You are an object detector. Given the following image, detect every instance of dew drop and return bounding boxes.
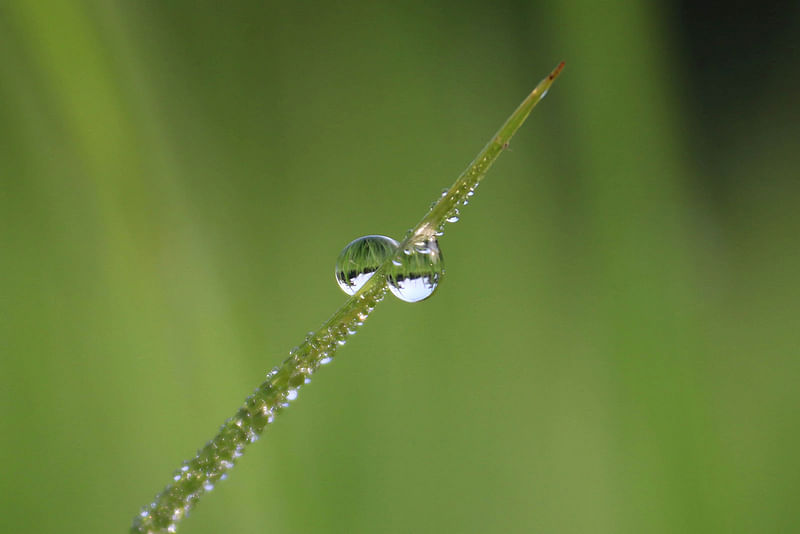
[335,235,399,295]
[446,215,460,223]
[386,239,444,303]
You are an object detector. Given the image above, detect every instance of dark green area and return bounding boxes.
[1,2,798,533]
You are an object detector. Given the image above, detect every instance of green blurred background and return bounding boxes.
[2,1,799,533]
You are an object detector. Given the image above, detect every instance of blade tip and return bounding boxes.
[548,61,566,81]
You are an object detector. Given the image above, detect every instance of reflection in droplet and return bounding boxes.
[335,234,445,303]
[387,239,444,303]
[335,235,399,295]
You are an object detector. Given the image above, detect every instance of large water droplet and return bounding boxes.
[387,239,444,302]
[335,235,399,295]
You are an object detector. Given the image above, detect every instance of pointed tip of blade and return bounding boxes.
[548,61,565,81]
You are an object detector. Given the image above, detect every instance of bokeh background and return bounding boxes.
[2,1,799,533]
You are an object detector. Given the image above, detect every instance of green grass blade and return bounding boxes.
[131,62,564,533]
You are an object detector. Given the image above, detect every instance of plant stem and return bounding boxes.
[130,62,564,533]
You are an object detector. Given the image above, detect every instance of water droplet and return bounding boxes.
[387,239,444,303]
[319,356,332,365]
[446,215,459,223]
[335,235,399,295]
[286,389,298,401]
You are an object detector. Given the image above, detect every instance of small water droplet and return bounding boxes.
[335,235,399,295]
[203,482,215,491]
[319,356,332,365]
[386,239,444,303]
[446,215,459,223]
[286,389,298,401]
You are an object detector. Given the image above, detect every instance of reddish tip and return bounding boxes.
[548,61,565,81]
